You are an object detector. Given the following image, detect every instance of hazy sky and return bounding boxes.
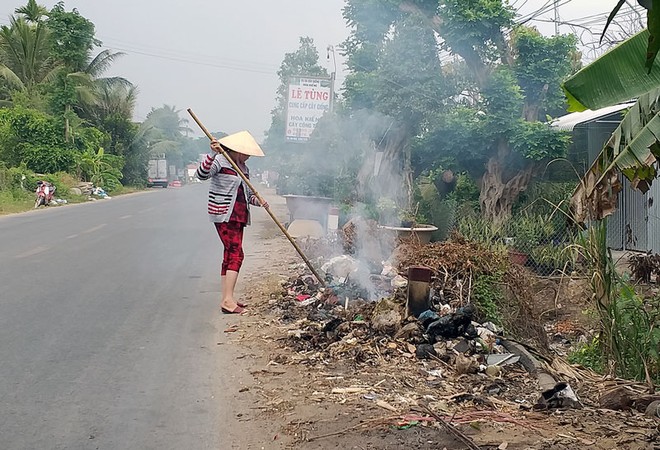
[0,1,643,140]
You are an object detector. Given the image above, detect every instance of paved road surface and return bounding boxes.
[0,185,271,449]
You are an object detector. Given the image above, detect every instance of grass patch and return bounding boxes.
[109,185,143,196]
[0,189,33,215]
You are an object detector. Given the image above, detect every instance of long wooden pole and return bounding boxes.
[187,108,326,288]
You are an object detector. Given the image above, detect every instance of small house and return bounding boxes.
[551,102,660,252]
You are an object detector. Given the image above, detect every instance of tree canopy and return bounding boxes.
[0,0,201,189]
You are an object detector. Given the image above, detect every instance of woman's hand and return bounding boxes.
[259,198,269,209]
[210,139,222,153]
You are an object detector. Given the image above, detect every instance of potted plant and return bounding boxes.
[398,209,417,228]
[378,202,438,244]
[506,213,561,267]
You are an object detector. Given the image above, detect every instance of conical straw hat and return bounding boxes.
[218,131,265,157]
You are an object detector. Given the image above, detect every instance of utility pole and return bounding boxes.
[554,0,559,35]
[326,45,337,112]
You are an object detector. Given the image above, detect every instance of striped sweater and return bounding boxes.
[196,153,259,223]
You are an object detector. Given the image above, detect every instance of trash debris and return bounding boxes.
[395,419,419,430]
[455,353,479,375]
[92,187,111,199]
[484,365,502,377]
[425,305,477,341]
[259,227,658,450]
[391,275,408,288]
[376,399,399,413]
[381,263,398,278]
[332,387,367,394]
[371,299,402,335]
[645,400,660,418]
[486,354,520,366]
[415,344,437,360]
[321,255,360,279]
[536,382,582,409]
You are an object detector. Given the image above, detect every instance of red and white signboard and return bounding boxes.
[285,77,332,142]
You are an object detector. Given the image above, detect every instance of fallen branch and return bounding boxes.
[421,404,482,450]
[306,416,398,442]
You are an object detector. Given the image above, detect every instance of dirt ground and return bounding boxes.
[227,189,659,450]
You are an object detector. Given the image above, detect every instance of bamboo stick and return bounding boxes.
[187,108,326,287]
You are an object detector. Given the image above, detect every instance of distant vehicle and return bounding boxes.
[169,180,182,187]
[147,159,168,188]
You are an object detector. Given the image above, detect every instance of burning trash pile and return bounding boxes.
[260,224,660,447]
[269,224,548,385]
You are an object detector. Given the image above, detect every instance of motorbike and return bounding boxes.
[34,181,55,208]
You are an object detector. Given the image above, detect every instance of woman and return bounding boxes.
[196,131,268,314]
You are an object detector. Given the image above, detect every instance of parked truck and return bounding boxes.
[147,158,168,188]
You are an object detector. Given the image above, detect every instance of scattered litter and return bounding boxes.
[486,354,520,366]
[536,382,582,409]
[391,275,408,288]
[426,305,477,341]
[376,399,399,413]
[264,231,656,449]
[645,400,660,418]
[92,187,111,199]
[415,344,437,360]
[332,387,367,394]
[321,255,359,278]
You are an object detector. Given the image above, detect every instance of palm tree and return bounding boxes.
[143,105,192,163]
[145,105,192,140]
[0,16,59,102]
[15,0,49,24]
[60,50,131,142]
[84,83,138,125]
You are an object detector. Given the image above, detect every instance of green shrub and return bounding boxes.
[473,273,504,325]
[448,173,480,213]
[416,178,457,241]
[607,284,660,382]
[568,336,605,374]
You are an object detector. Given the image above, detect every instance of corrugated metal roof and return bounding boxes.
[550,102,635,131]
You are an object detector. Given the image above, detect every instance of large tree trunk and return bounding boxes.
[357,125,409,205]
[479,140,535,224]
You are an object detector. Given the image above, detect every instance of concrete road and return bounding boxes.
[0,185,273,450]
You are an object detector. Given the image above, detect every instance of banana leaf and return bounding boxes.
[563,30,660,112]
[571,88,660,222]
[600,0,659,73]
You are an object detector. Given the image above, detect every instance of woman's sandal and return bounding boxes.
[221,305,246,315]
[237,301,248,308]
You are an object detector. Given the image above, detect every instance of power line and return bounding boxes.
[100,44,279,76]
[516,0,575,25]
[98,35,281,73]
